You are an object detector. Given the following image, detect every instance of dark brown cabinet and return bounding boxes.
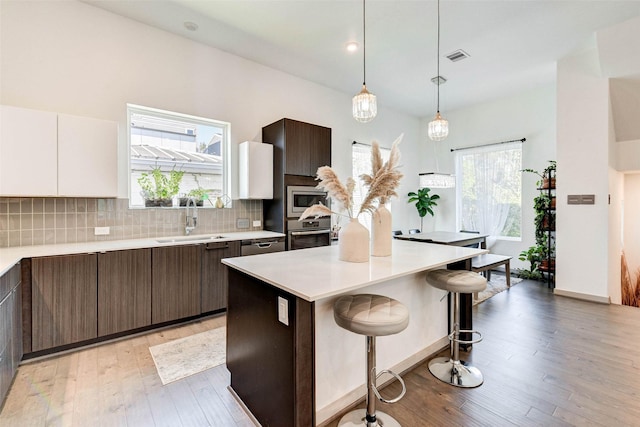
[262,118,332,234]
[98,249,152,336]
[263,118,331,177]
[201,241,241,313]
[151,245,201,324]
[1,262,22,407]
[31,254,97,352]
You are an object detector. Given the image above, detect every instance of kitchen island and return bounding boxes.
[222,239,486,426]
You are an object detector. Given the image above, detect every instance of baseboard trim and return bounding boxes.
[315,336,450,427]
[554,289,611,304]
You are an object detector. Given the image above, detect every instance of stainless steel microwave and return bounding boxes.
[286,185,330,218]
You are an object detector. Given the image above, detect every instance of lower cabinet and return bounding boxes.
[98,249,152,336]
[152,245,201,324]
[1,263,22,406]
[31,254,97,352]
[201,241,241,313]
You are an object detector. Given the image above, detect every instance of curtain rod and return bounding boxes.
[352,141,371,147]
[450,137,526,152]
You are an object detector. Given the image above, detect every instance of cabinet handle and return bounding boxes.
[206,243,229,250]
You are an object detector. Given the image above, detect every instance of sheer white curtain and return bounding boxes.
[352,142,390,230]
[455,142,522,241]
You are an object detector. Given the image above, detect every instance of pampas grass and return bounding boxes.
[359,134,404,211]
[621,250,640,308]
[299,134,404,221]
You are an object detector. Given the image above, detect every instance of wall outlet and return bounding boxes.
[236,218,250,229]
[252,220,261,227]
[278,296,289,326]
[94,226,110,235]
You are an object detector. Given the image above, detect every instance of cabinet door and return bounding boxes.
[152,245,201,324]
[310,125,331,172]
[98,249,151,336]
[10,284,22,375]
[201,241,240,313]
[57,113,118,197]
[0,105,57,196]
[31,254,98,352]
[0,290,10,403]
[283,119,331,176]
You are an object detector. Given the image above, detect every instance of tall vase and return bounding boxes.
[339,217,370,263]
[371,205,392,257]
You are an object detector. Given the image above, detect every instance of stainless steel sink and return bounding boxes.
[156,235,226,243]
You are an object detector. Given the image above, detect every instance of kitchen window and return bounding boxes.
[352,142,391,230]
[128,104,230,208]
[455,142,522,239]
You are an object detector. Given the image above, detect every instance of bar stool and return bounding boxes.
[334,294,410,427]
[425,269,487,388]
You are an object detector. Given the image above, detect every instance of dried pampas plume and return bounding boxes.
[298,167,355,221]
[359,134,404,214]
[298,203,333,221]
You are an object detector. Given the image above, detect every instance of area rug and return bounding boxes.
[473,274,523,305]
[149,326,226,385]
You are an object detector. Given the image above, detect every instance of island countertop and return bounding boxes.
[222,239,487,302]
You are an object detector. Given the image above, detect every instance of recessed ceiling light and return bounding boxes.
[346,42,359,52]
[184,21,199,32]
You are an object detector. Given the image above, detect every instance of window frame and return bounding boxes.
[126,104,232,208]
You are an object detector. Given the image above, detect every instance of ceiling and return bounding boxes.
[84,0,640,118]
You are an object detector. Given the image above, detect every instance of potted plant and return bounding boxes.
[517,244,545,280]
[179,188,208,207]
[137,167,184,207]
[407,187,440,232]
[522,160,556,189]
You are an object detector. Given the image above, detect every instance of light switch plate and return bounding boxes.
[278,296,289,326]
[253,220,261,227]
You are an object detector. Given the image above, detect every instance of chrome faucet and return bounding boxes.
[185,197,198,235]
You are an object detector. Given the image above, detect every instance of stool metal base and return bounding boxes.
[338,409,401,427]
[428,356,484,388]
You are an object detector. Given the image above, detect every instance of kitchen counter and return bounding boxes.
[0,230,285,275]
[222,239,487,426]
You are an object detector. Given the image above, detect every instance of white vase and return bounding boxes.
[371,205,392,257]
[339,218,370,263]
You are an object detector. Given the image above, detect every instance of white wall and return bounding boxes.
[0,0,421,229]
[556,47,611,300]
[420,84,557,270]
[623,173,640,300]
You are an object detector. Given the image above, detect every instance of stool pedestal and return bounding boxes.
[425,269,486,388]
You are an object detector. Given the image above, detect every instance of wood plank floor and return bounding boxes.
[2,279,640,426]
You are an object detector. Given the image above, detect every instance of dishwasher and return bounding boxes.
[240,237,286,256]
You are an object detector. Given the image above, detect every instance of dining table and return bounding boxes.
[395,230,490,347]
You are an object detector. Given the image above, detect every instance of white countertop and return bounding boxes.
[0,230,285,276]
[222,239,487,302]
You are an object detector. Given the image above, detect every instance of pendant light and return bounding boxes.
[428,0,449,141]
[352,0,377,123]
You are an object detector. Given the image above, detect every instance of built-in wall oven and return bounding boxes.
[287,218,331,250]
[286,185,330,218]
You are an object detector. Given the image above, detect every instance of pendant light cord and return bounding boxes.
[363,0,367,86]
[436,0,440,113]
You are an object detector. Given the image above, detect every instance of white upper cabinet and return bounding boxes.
[0,105,58,196]
[58,114,118,197]
[238,141,273,199]
[0,105,118,197]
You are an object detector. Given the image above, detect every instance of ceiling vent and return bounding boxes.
[445,49,470,62]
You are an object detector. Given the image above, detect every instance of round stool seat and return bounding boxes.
[426,269,487,294]
[334,294,409,336]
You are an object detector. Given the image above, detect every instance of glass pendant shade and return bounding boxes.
[419,172,455,189]
[428,112,449,141]
[352,85,377,123]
